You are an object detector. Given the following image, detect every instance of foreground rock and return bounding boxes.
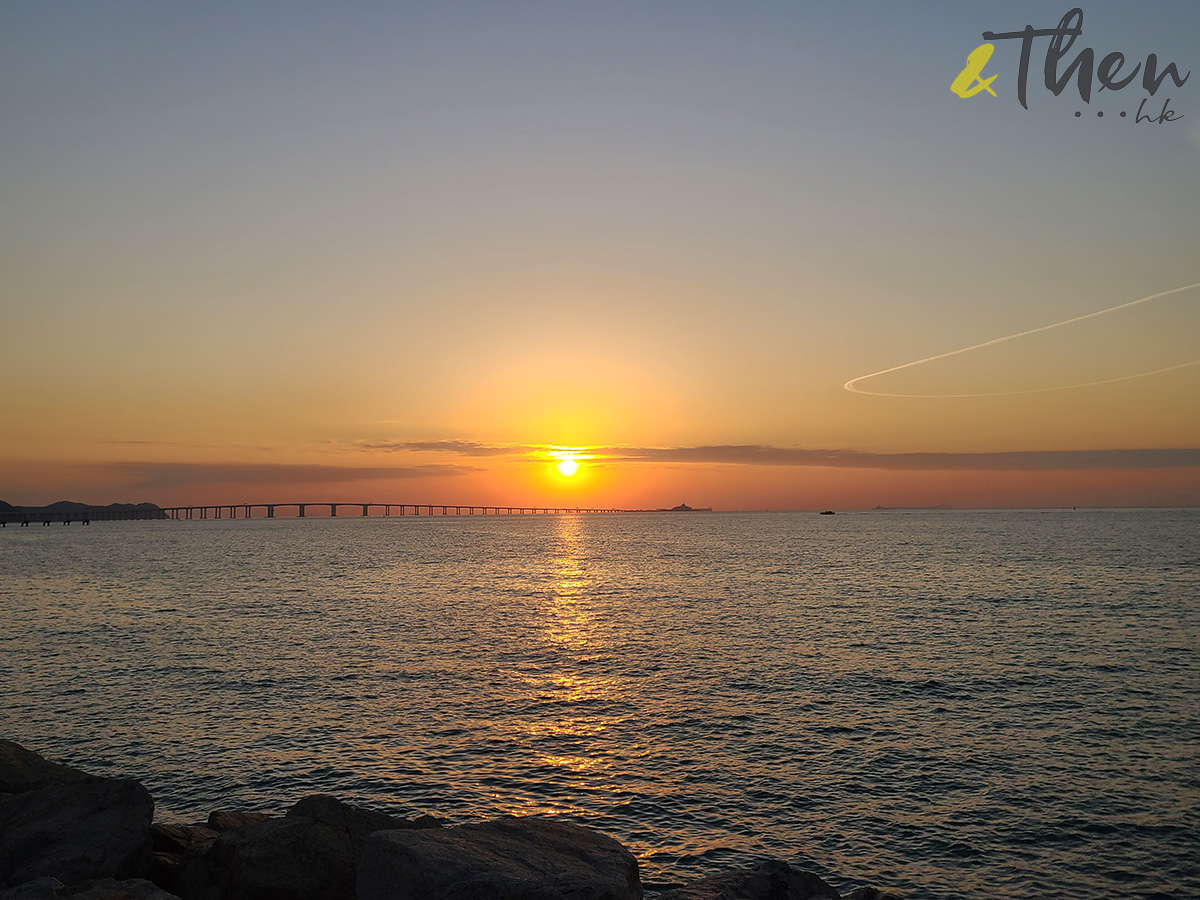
[178,795,438,900]
[357,816,641,900]
[0,778,154,889]
[658,860,838,900]
[205,812,269,834]
[0,743,900,900]
[0,742,87,795]
[150,825,220,857]
[286,794,440,853]
[147,824,219,896]
[0,878,177,900]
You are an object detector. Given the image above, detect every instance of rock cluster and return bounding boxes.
[0,741,899,900]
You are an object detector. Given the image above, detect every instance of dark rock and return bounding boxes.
[147,824,215,897]
[174,840,213,894]
[844,890,901,900]
[61,879,179,899]
[204,811,269,834]
[657,860,839,900]
[0,879,176,900]
[0,742,87,794]
[177,818,354,900]
[147,854,182,897]
[179,795,436,900]
[149,825,218,857]
[286,794,439,855]
[0,878,65,900]
[0,778,154,889]
[357,815,641,900]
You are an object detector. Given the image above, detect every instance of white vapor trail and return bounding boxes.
[843,282,1200,398]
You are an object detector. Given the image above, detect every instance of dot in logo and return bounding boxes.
[1098,111,1104,117]
[1075,111,1082,117]
[1120,111,1127,117]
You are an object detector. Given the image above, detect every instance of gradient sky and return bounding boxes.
[3,1,1198,509]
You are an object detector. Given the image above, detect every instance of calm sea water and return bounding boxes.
[1,510,1197,898]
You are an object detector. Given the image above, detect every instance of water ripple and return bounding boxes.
[2,509,1198,899]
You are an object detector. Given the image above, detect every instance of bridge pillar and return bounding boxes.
[362,504,369,517]
[299,505,306,517]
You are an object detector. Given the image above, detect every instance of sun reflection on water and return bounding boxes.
[519,515,623,786]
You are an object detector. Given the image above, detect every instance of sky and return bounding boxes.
[2,1,1198,510]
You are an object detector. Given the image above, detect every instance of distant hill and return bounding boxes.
[0,500,162,513]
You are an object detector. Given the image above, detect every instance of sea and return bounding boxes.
[1,509,1197,899]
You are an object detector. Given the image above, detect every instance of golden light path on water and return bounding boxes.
[504,515,623,816]
[843,282,1200,398]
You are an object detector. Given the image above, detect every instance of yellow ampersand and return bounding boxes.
[951,43,998,98]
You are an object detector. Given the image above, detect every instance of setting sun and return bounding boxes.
[555,458,580,477]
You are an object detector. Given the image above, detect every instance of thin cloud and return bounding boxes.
[97,440,276,451]
[348,439,1200,471]
[593,445,1200,471]
[356,440,531,457]
[89,461,477,491]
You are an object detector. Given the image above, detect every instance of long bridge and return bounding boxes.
[2,502,632,526]
[162,503,623,520]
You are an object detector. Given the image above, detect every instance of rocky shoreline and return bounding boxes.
[1,740,898,900]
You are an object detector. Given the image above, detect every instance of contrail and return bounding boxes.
[843,282,1200,398]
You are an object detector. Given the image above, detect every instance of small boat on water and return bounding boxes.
[819,510,835,515]
[659,502,713,512]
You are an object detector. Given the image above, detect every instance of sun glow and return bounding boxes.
[555,458,580,477]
